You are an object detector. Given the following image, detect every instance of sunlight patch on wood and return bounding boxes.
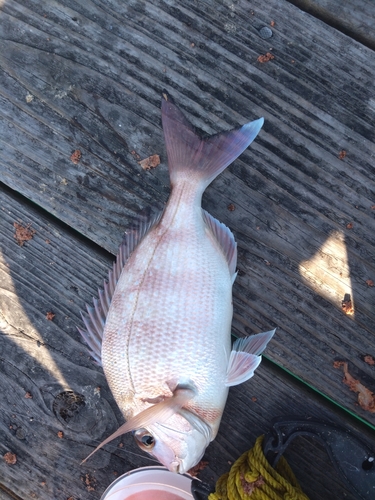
[298,231,354,316]
[0,251,69,387]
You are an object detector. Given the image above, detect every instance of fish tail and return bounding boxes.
[161,92,264,189]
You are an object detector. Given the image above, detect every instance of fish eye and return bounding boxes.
[141,434,155,447]
[134,430,156,450]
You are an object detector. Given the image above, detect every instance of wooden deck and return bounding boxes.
[1,0,374,498]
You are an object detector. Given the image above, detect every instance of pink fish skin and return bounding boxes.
[80,93,275,473]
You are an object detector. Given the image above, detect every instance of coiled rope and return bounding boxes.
[208,435,310,500]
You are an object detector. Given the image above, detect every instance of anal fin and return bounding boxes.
[225,329,275,387]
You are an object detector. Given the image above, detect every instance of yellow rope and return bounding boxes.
[208,435,310,500]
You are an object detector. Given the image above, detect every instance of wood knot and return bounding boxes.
[53,391,85,423]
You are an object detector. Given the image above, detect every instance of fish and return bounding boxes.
[79,92,275,473]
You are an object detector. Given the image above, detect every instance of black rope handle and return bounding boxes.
[263,417,375,500]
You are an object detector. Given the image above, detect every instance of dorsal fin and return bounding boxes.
[78,209,164,364]
[202,209,237,281]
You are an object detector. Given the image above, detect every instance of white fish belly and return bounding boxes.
[102,200,233,430]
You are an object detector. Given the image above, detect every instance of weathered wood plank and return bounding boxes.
[1,185,373,499]
[0,0,374,433]
[289,0,375,50]
[0,486,17,500]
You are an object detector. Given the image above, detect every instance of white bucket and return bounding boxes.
[100,466,194,500]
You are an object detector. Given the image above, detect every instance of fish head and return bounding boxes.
[133,410,212,473]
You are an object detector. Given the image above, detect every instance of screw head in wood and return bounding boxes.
[259,26,273,39]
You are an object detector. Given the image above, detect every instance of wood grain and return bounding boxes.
[1,185,372,499]
[289,0,375,50]
[0,0,375,494]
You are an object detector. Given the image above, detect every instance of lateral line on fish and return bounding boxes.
[79,210,164,366]
[125,187,186,394]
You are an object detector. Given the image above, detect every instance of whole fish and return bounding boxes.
[79,93,275,473]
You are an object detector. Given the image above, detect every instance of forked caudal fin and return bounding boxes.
[161,92,264,189]
[81,388,194,464]
[225,329,276,387]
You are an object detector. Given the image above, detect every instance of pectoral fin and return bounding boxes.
[225,329,275,387]
[81,388,194,463]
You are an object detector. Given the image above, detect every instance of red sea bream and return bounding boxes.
[80,93,275,473]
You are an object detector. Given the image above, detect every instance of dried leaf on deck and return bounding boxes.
[13,222,36,246]
[188,460,209,477]
[70,149,82,164]
[335,361,375,413]
[333,360,343,369]
[341,294,354,315]
[3,452,17,465]
[364,355,375,366]
[257,52,275,63]
[82,473,97,492]
[139,154,161,170]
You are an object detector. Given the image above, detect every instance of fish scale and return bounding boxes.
[80,92,275,473]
